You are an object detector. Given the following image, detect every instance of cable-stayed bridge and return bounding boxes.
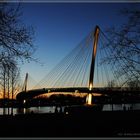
[16,26,140,103]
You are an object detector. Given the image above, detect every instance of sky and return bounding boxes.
[13,2,140,85]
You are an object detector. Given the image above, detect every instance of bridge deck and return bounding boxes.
[16,87,140,100]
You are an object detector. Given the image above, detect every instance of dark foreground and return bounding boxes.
[1,110,140,137]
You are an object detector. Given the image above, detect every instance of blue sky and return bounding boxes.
[17,2,139,84]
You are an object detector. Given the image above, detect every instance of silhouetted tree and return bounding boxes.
[107,80,116,88]
[0,3,35,62]
[0,2,36,99]
[0,57,21,99]
[127,78,140,89]
[48,94,85,105]
[105,8,140,86]
[10,61,21,99]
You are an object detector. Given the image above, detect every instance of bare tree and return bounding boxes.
[10,62,21,99]
[0,2,36,62]
[0,2,36,100]
[0,57,21,100]
[107,80,116,88]
[0,62,6,99]
[105,8,140,87]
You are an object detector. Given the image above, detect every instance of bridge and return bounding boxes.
[16,25,140,104]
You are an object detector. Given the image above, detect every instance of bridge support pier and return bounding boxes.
[86,93,92,105]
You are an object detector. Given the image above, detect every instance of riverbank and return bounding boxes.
[0,110,140,137]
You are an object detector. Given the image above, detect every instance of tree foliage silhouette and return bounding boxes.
[0,3,35,63]
[0,3,36,99]
[106,8,140,87]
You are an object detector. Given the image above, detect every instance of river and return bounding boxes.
[0,103,140,115]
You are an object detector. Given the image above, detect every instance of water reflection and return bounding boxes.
[2,107,17,115]
[0,104,140,115]
[17,108,31,114]
[103,104,135,111]
[16,106,56,114]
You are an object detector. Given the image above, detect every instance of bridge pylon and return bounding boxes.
[86,25,100,105]
[22,73,28,92]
